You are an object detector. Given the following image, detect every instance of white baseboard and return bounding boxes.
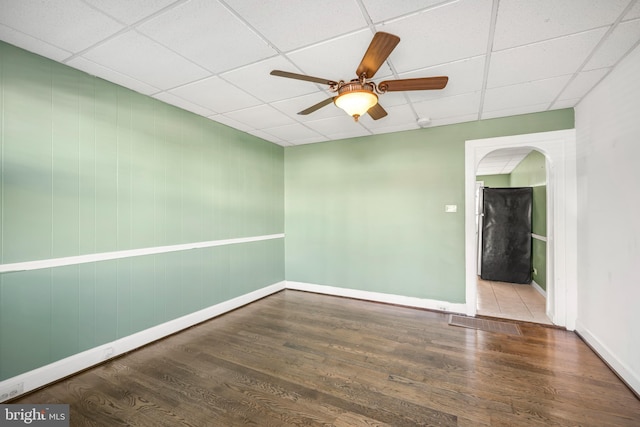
[575,320,639,397]
[531,280,546,297]
[0,281,286,402]
[0,280,475,402]
[285,281,467,314]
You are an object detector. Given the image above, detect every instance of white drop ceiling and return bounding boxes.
[476,147,534,176]
[1,0,640,148]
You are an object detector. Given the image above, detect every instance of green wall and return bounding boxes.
[0,39,572,382]
[476,174,510,187]
[510,150,547,289]
[285,110,573,302]
[0,42,284,380]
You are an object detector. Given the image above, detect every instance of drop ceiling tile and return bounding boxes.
[484,75,571,112]
[271,92,344,121]
[246,129,286,145]
[481,103,552,120]
[261,123,325,143]
[138,0,276,73]
[482,75,571,113]
[169,76,261,113]
[82,30,210,89]
[208,114,255,133]
[327,128,374,142]
[625,1,640,20]
[304,116,371,140]
[484,154,515,163]
[83,0,179,25]
[379,0,493,73]
[551,98,581,109]
[485,151,524,162]
[224,0,367,52]
[153,92,216,117]
[557,68,610,100]
[67,57,161,95]
[401,56,485,103]
[477,167,503,175]
[477,147,534,175]
[493,0,629,50]
[429,113,478,128]
[0,23,72,61]
[287,30,391,83]
[365,122,421,137]
[583,19,640,70]
[481,160,510,168]
[359,104,420,131]
[377,92,412,108]
[361,0,452,23]
[224,104,296,130]
[221,56,319,103]
[413,92,481,120]
[0,0,124,52]
[487,28,607,88]
[289,136,331,146]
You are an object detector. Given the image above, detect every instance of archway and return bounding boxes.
[475,148,550,324]
[464,129,577,330]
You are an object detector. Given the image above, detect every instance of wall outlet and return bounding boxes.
[0,382,24,402]
[532,267,538,275]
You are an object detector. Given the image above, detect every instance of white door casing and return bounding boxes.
[465,129,577,330]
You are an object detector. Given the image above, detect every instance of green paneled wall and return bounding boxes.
[510,149,547,187]
[0,38,572,382]
[285,111,574,302]
[476,174,510,187]
[0,42,284,380]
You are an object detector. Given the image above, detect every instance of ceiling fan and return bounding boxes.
[270,32,448,122]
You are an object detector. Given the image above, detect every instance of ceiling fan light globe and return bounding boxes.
[334,90,378,120]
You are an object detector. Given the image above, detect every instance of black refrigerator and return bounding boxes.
[480,187,532,284]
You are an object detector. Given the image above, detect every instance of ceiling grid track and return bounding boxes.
[2,0,639,145]
[477,0,501,121]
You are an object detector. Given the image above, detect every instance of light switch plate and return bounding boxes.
[445,205,457,213]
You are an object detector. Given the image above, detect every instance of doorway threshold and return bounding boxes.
[476,277,553,325]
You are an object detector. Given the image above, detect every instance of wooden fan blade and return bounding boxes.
[270,70,337,85]
[367,103,388,120]
[355,32,400,79]
[298,97,335,115]
[379,76,448,92]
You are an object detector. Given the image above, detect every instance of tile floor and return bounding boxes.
[477,277,553,325]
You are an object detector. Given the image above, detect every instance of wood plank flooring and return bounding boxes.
[13,290,640,426]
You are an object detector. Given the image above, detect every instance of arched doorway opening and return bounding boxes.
[475,148,551,324]
[464,129,577,330]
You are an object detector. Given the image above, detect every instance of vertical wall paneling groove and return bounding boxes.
[0,41,284,381]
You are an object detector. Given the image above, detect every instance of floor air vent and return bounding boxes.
[448,314,522,336]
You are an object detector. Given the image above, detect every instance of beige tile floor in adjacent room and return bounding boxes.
[477,277,553,325]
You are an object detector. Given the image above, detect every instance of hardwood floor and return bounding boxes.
[14,290,640,426]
